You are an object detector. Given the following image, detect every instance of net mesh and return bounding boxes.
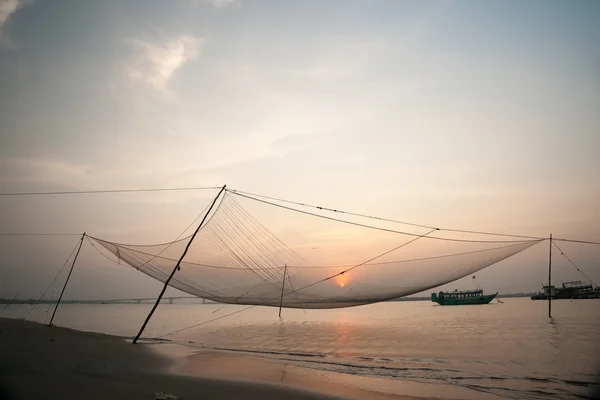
[92,191,541,309]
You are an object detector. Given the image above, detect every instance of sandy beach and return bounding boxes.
[0,318,451,400]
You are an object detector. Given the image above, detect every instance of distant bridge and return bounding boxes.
[0,296,218,305]
[99,296,216,304]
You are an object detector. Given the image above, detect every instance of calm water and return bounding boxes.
[3,298,599,399]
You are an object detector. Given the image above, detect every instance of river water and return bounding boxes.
[3,298,599,399]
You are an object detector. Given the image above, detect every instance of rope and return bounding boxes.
[0,185,597,246]
[1,186,598,246]
[552,241,598,287]
[227,189,545,241]
[158,303,259,338]
[87,236,122,266]
[0,186,221,196]
[211,278,271,314]
[285,272,307,314]
[44,280,57,324]
[87,193,224,248]
[230,192,534,244]
[88,194,224,273]
[552,238,600,246]
[23,238,82,320]
[285,240,543,268]
[227,189,436,230]
[0,233,83,236]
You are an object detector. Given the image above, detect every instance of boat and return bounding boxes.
[431,289,498,305]
[531,281,600,300]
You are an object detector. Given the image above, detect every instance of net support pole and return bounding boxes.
[548,233,552,319]
[49,232,85,326]
[278,264,287,318]
[133,185,226,344]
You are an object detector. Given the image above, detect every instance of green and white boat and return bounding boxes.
[431,289,498,305]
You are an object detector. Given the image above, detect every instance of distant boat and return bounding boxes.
[531,281,600,300]
[431,289,498,305]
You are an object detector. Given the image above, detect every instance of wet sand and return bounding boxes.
[159,345,495,400]
[0,318,446,400]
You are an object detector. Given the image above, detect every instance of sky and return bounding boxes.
[0,0,599,301]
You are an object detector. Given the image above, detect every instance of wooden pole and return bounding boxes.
[548,233,552,319]
[278,264,287,318]
[49,233,85,326]
[133,185,226,343]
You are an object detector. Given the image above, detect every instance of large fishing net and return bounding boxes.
[91,190,541,309]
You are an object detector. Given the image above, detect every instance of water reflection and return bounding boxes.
[276,319,289,344]
[334,320,352,357]
[548,317,560,351]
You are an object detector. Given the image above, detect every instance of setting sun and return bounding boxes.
[335,274,349,288]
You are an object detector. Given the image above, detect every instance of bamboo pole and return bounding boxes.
[548,233,552,319]
[278,264,288,317]
[49,233,85,326]
[132,186,226,343]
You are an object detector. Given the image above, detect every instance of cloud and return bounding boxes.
[206,0,237,8]
[190,0,238,8]
[186,0,242,10]
[0,155,220,203]
[0,0,20,37]
[125,34,203,91]
[0,156,90,187]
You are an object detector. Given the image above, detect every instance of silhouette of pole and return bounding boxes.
[133,185,226,343]
[49,233,85,326]
[278,264,288,318]
[548,233,552,319]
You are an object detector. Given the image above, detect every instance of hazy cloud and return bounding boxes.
[0,156,90,187]
[205,0,238,8]
[125,34,203,91]
[0,0,20,37]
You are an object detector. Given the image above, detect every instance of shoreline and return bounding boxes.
[153,344,499,400]
[0,317,462,400]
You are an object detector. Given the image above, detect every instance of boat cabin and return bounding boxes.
[434,289,483,301]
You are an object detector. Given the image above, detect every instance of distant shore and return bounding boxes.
[0,317,458,400]
[0,292,536,305]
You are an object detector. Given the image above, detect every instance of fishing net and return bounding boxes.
[91,190,541,309]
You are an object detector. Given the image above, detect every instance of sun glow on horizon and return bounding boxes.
[335,274,349,288]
